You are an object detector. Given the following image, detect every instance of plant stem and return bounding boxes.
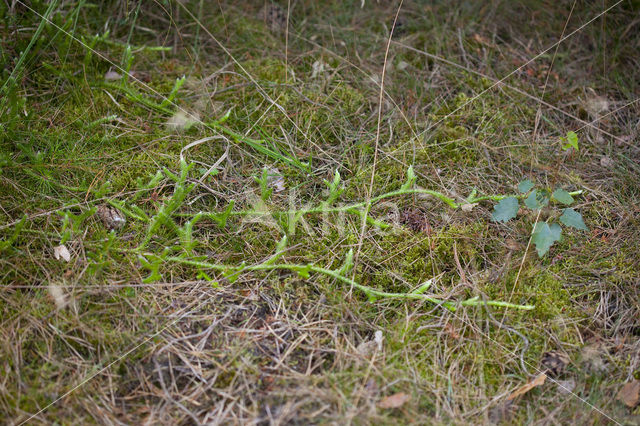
[163,256,535,312]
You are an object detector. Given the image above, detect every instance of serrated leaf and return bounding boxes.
[552,188,574,205]
[524,189,550,210]
[492,197,519,223]
[559,208,587,230]
[532,222,562,257]
[524,191,538,209]
[518,179,534,194]
[562,131,579,151]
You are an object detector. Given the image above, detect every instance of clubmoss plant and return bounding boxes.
[113,160,535,310]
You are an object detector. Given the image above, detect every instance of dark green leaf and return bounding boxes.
[524,189,549,210]
[518,179,534,194]
[552,188,574,205]
[532,222,562,257]
[559,208,587,230]
[524,191,538,209]
[492,197,519,223]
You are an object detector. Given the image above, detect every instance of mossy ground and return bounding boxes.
[1,1,639,424]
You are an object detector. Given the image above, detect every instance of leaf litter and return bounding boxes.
[53,244,71,262]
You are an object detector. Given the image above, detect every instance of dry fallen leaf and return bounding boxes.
[374,330,384,351]
[460,203,475,212]
[556,379,576,395]
[506,373,547,401]
[489,400,514,424]
[541,351,570,377]
[472,33,491,46]
[378,392,410,409]
[600,156,614,169]
[104,70,122,81]
[53,244,71,262]
[584,90,610,118]
[357,330,384,357]
[266,167,286,193]
[444,323,460,340]
[96,205,126,230]
[617,380,640,408]
[48,283,68,309]
[581,342,608,374]
[166,110,200,131]
[311,60,329,79]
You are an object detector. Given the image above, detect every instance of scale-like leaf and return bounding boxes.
[492,197,519,223]
[532,222,562,257]
[560,208,587,230]
[518,179,534,194]
[552,188,574,205]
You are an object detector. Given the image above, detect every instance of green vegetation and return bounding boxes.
[1,1,639,424]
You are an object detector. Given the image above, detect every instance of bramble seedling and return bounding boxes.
[492,131,588,257]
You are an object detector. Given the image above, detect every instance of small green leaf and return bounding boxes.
[466,188,477,202]
[324,169,343,205]
[552,188,574,205]
[518,179,534,194]
[333,169,341,187]
[532,222,562,257]
[0,214,27,252]
[562,131,579,151]
[492,197,519,223]
[197,271,219,287]
[410,279,433,295]
[223,268,240,283]
[524,191,538,209]
[559,208,587,230]
[122,287,135,297]
[93,180,112,197]
[265,235,288,265]
[400,165,417,190]
[524,189,550,210]
[139,255,163,283]
[294,264,311,279]
[337,249,354,275]
[275,235,288,253]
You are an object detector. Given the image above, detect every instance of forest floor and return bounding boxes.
[1,1,639,424]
